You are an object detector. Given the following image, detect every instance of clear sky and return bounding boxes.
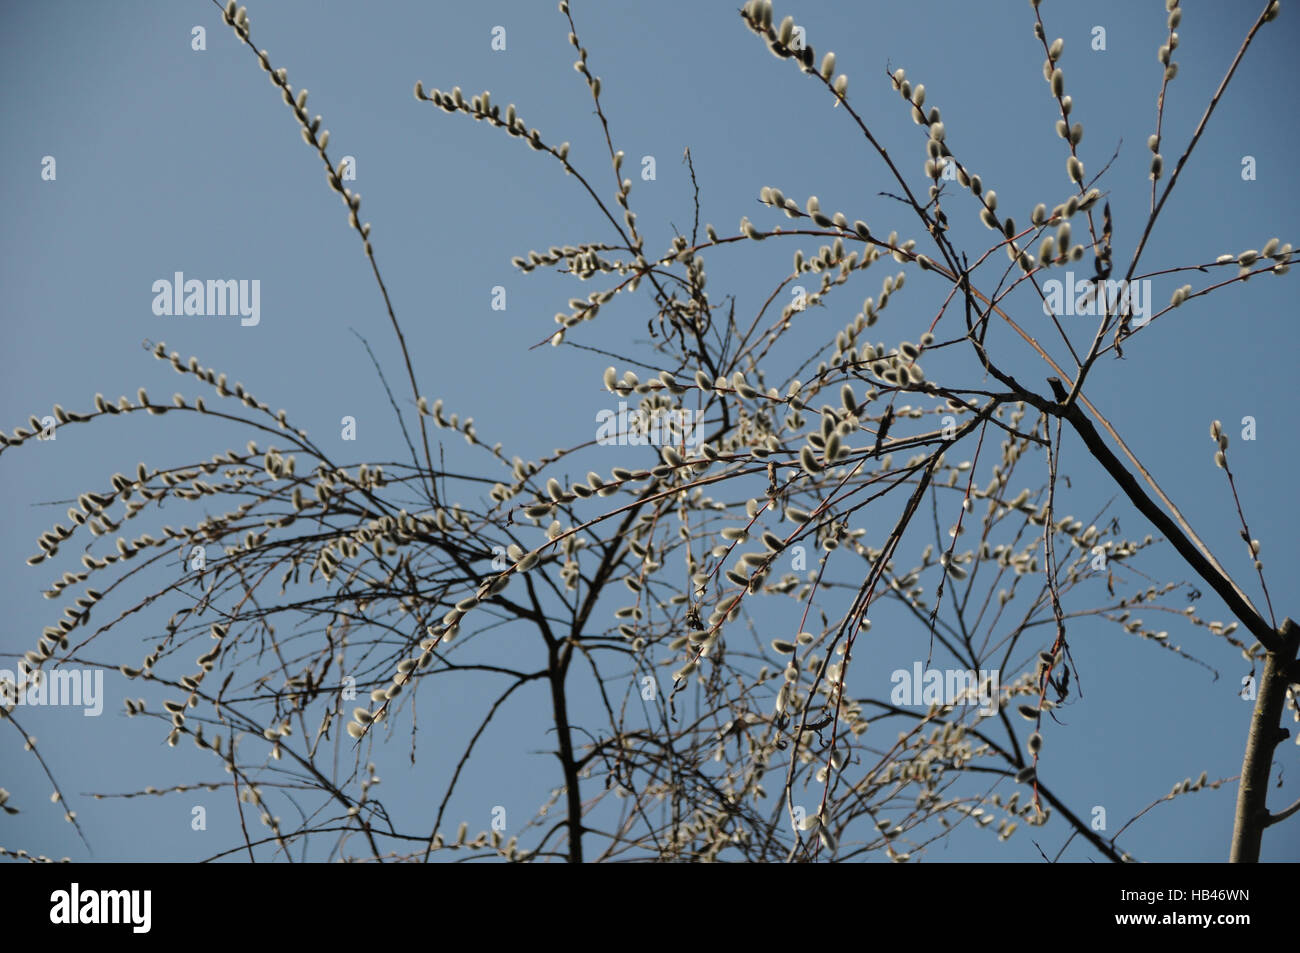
[1,0,1297,862]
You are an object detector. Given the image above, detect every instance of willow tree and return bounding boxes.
[3,0,1294,863]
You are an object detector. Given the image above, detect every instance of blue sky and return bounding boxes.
[1,0,1297,862]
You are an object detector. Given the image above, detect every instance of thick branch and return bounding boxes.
[1040,378,1281,654]
[548,635,584,863]
[1230,617,1298,862]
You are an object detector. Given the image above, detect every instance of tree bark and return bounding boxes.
[1230,617,1297,862]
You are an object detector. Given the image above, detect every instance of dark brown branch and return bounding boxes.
[1230,617,1298,861]
[1039,378,1281,655]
